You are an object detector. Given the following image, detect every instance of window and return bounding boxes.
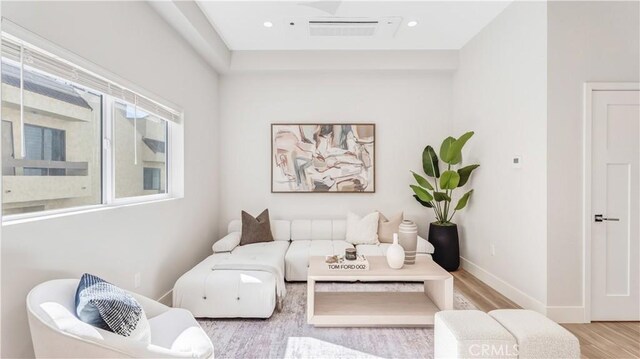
[23,124,66,176]
[1,61,102,215]
[113,102,168,198]
[1,33,182,220]
[2,120,15,175]
[143,168,161,191]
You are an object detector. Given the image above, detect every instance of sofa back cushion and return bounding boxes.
[291,219,347,241]
[228,219,291,241]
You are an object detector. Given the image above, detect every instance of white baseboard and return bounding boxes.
[546,306,586,323]
[460,257,547,314]
[157,289,173,307]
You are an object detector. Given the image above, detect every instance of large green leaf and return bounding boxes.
[433,191,451,202]
[457,164,480,187]
[449,131,474,164]
[455,189,474,210]
[440,132,474,164]
[413,194,433,208]
[411,171,434,190]
[410,185,433,202]
[422,145,440,178]
[439,170,460,190]
[439,137,458,164]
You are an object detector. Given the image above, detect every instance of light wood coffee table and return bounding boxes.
[307,255,453,327]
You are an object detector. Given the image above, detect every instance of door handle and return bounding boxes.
[595,214,620,222]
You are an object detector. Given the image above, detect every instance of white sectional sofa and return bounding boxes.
[285,219,435,281]
[173,218,435,318]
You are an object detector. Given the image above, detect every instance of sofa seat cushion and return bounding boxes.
[231,240,290,274]
[285,240,354,281]
[354,243,392,256]
[356,236,433,256]
[356,236,435,256]
[148,308,213,358]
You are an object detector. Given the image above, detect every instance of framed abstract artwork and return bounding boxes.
[271,123,375,193]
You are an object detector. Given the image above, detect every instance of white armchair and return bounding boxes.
[27,279,214,358]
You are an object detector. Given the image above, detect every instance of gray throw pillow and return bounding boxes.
[240,209,274,245]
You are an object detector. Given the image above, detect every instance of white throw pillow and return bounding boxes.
[345,211,380,245]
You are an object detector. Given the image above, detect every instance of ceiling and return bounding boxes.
[196,1,512,51]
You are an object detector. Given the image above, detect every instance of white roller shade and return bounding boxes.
[1,34,182,123]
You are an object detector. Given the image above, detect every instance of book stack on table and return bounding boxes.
[325,255,370,271]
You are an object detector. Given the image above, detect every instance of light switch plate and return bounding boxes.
[512,155,522,169]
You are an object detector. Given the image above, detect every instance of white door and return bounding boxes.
[591,89,640,321]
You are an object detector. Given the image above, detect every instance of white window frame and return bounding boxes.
[1,23,184,225]
[106,98,173,207]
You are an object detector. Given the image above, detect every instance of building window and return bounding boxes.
[1,61,102,215]
[23,124,66,176]
[113,102,168,198]
[1,33,182,220]
[143,167,162,191]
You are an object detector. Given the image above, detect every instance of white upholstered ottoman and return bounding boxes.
[173,252,279,318]
[435,310,518,359]
[489,310,580,359]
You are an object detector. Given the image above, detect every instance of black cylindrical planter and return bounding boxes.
[428,223,460,271]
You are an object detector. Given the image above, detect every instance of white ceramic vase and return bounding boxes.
[386,233,405,269]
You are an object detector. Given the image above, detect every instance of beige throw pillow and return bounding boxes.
[345,211,380,245]
[378,211,404,243]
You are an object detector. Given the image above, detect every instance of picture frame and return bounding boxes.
[271,123,376,193]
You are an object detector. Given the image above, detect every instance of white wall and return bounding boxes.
[0,2,220,357]
[452,1,548,310]
[219,71,453,237]
[546,1,640,319]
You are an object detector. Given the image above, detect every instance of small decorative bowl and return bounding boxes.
[345,248,357,261]
[325,255,339,264]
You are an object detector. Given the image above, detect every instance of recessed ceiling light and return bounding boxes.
[407,20,418,27]
[263,21,273,28]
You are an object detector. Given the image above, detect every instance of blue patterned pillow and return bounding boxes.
[75,273,143,337]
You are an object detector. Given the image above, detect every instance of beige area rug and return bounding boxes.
[198,282,476,359]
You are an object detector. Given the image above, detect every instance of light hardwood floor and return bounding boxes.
[452,269,640,359]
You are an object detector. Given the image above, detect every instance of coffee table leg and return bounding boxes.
[307,278,315,323]
[424,277,454,310]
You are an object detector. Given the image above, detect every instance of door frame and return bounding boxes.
[583,82,640,323]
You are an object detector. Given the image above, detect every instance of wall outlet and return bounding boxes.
[490,244,496,256]
[134,273,141,288]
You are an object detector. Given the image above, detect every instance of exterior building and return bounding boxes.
[1,62,166,216]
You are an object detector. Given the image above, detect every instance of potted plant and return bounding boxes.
[410,131,479,271]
